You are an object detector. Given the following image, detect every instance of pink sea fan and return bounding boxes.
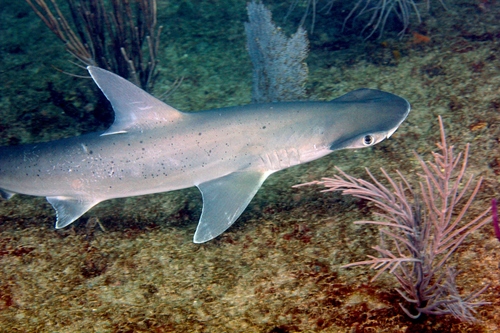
[295,116,491,321]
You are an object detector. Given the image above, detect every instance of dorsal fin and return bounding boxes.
[88,66,184,135]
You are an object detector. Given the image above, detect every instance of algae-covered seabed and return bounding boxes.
[0,0,499,332]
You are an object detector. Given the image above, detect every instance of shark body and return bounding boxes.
[0,66,410,242]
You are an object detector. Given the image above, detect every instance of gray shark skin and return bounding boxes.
[0,66,410,243]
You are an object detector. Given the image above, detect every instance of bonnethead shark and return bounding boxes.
[0,66,410,243]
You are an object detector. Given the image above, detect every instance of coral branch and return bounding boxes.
[295,116,491,322]
[25,0,161,91]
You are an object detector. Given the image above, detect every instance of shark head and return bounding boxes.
[326,89,411,150]
[324,88,410,151]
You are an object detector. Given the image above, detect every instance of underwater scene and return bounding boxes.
[0,0,499,331]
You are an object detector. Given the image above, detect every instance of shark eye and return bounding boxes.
[363,135,375,146]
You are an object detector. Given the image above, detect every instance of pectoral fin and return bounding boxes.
[194,171,271,243]
[0,189,15,200]
[46,196,100,228]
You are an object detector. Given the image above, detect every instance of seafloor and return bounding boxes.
[0,0,499,332]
